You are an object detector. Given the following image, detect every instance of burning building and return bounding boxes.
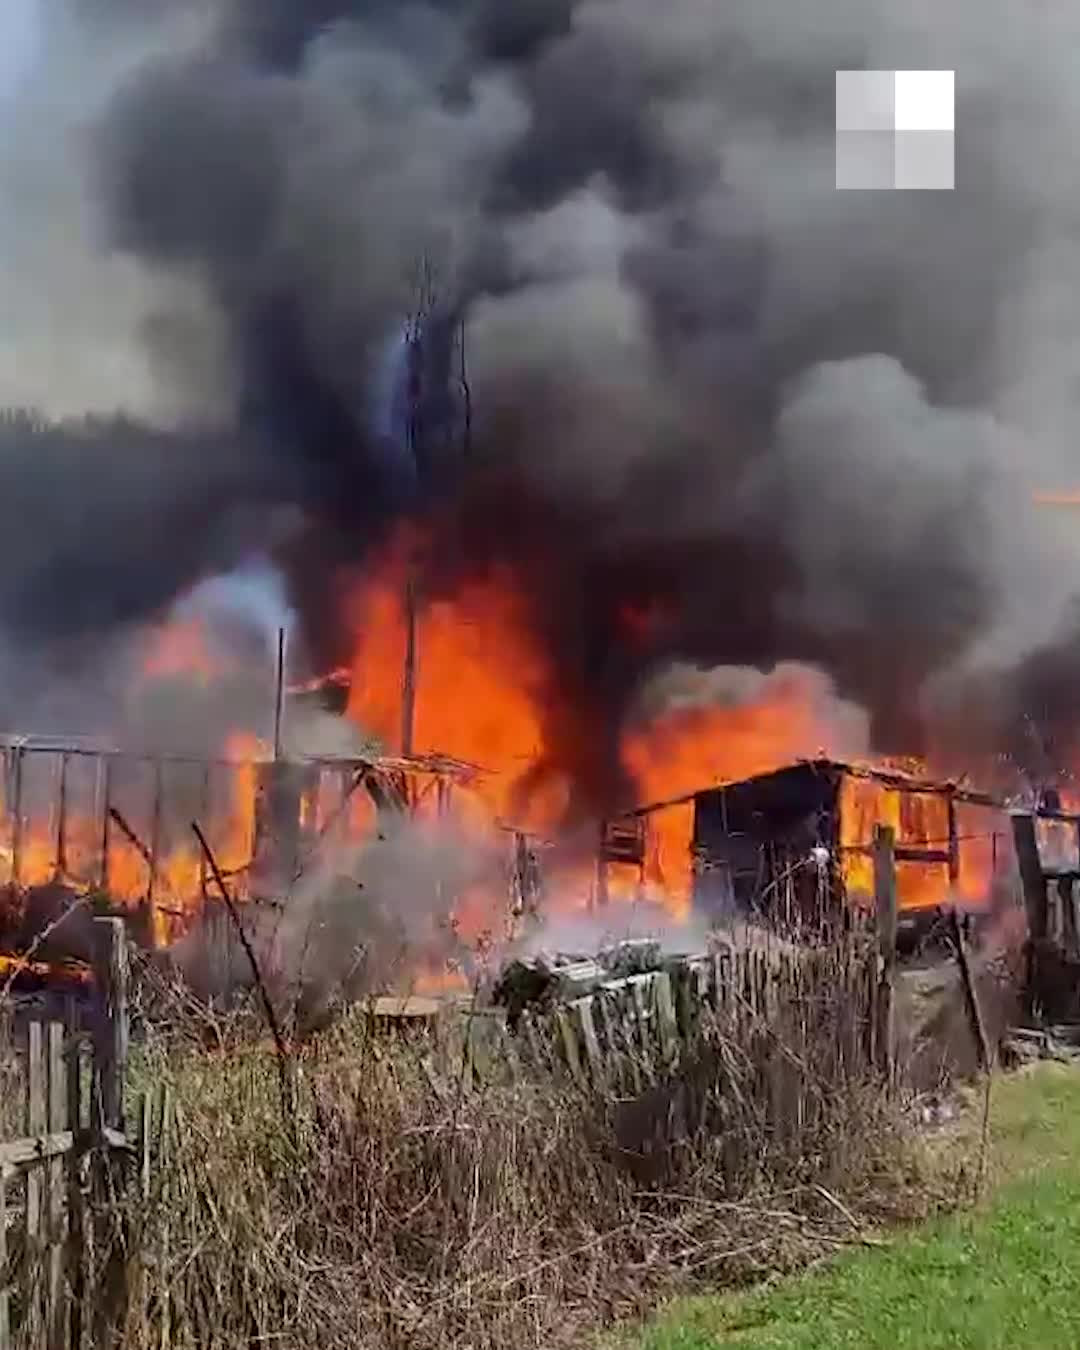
[609,759,1016,930]
[4,2,1080,987]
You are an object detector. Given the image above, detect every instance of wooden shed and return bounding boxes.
[608,758,1018,925]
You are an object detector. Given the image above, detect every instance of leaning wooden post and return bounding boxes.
[873,825,898,1084]
[949,907,991,1073]
[93,918,129,1134]
[146,761,164,949]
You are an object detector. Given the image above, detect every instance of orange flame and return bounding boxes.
[346,534,570,831]
[2,517,1011,985]
[344,528,1008,928]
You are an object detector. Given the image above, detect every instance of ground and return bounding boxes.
[622,1065,1080,1350]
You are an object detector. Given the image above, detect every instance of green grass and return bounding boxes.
[629,1066,1080,1350]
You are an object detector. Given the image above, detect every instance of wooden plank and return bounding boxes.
[139,1093,152,1202]
[1061,877,1080,959]
[1013,814,1051,1019]
[25,1020,45,1347]
[0,1127,128,1170]
[629,975,655,1067]
[94,918,129,1132]
[570,997,601,1075]
[555,1007,584,1082]
[158,1083,173,1350]
[368,995,444,1021]
[0,1170,9,1350]
[653,972,678,1065]
[873,825,898,1084]
[1013,814,1049,942]
[46,1022,66,1346]
[66,1036,85,1350]
[894,846,951,864]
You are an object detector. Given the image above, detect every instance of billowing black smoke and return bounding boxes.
[0,411,282,638]
[6,0,1080,796]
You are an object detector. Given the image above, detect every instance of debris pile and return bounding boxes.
[492,938,695,1031]
[1001,1024,1080,1067]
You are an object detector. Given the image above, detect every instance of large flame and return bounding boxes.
[344,527,1008,929]
[346,532,570,830]
[0,522,1013,983]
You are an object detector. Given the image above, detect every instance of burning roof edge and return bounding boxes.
[618,756,1057,822]
[0,733,482,783]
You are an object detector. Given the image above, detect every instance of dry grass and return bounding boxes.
[65,943,953,1350]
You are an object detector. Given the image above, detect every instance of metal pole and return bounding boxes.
[11,747,23,889]
[401,577,417,758]
[273,627,286,762]
[99,757,112,892]
[55,753,69,882]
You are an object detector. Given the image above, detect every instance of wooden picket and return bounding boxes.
[533,932,881,1093]
[0,918,132,1350]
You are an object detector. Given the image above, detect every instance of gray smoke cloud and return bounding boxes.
[0,1,227,423]
[3,0,1080,788]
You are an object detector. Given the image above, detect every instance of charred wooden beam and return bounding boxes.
[601,817,646,866]
[365,768,409,815]
[1060,876,1080,959]
[893,846,952,865]
[1013,814,1049,944]
[107,807,153,871]
[949,906,991,1072]
[873,824,898,1084]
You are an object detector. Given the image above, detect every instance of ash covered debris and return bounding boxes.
[493,936,704,1030]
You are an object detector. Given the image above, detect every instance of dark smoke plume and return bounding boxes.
[6,0,1080,799]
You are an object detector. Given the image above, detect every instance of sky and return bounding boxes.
[0,0,38,99]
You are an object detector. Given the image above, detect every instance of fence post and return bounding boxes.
[0,1162,8,1350]
[873,825,898,1083]
[66,1034,86,1350]
[25,1020,45,1345]
[46,1021,67,1346]
[94,918,129,1133]
[949,908,992,1073]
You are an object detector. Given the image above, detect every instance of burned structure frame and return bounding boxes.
[602,758,1024,925]
[0,737,488,953]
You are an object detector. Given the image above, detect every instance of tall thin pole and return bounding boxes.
[401,577,417,758]
[273,627,286,762]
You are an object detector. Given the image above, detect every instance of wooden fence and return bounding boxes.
[0,919,131,1350]
[513,823,994,1088]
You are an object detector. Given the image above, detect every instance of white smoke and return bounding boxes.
[173,557,296,653]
